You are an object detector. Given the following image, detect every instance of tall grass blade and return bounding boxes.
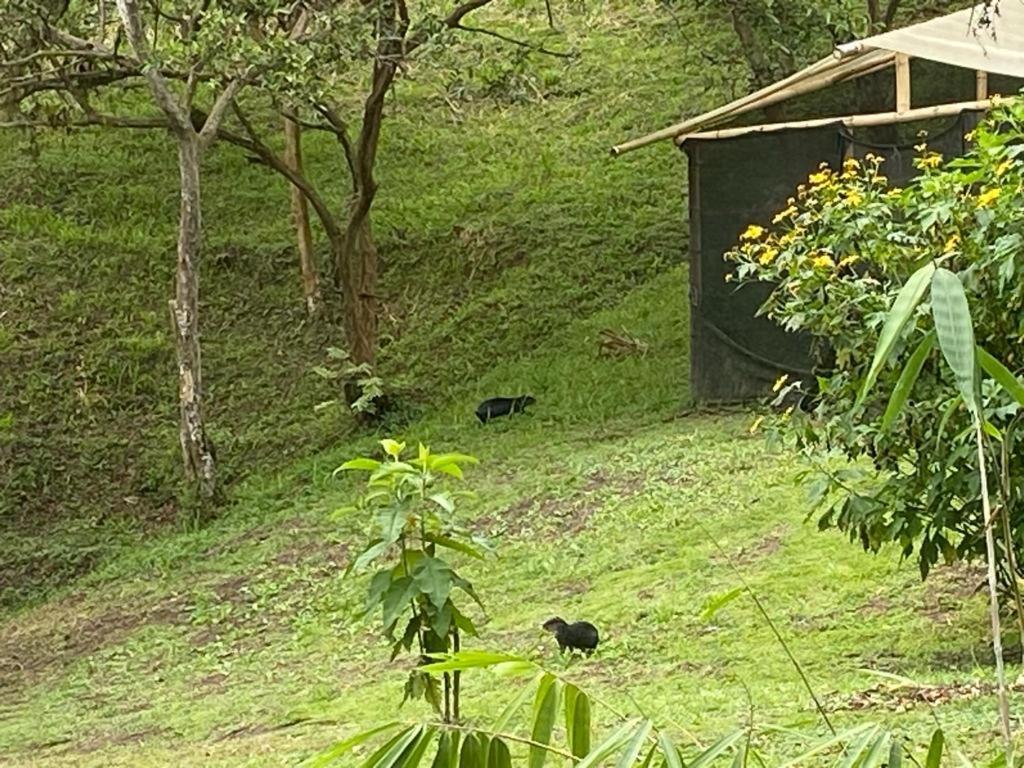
[882,332,935,431]
[689,729,744,768]
[858,262,934,405]
[304,722,403,767]
[977,346,1024,406]
[614,719,652,768]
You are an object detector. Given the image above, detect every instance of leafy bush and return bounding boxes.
[726,97,1024,584]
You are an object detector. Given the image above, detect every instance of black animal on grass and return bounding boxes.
[542,617,599,655]
[475,395,535,424]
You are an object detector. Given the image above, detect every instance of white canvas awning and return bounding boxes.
[838,2,1024,79]
[611,2,1024,155]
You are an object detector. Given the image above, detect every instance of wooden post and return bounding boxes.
[976,70,989,100]
[895,54,911,113]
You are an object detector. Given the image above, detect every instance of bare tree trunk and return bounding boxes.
[282,115,321,315]
[340,213,378,369]
[171,133,217,500]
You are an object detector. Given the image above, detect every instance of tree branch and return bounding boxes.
[406,0,495,53]
[312,103,358,189]
[198,73,249,148]
[115,0,190,132]
[453,22,573,58]
[882,0,901,29]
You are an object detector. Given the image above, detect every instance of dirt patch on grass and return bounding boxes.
[473,469,649,540]
[918,561,986,624]
[71,726,169,754]
[0,592,187,697]
[714,528,787,567]
[834,679,1024,712]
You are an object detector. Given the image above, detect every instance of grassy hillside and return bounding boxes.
[0,1,1018,765]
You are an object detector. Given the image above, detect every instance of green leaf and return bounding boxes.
[431,732,460,768]
[778,725,875,768]
[837,726,878,768]
[931,268,978,413]
[881,332,935,431]
[429,493,456,514]
[303,722,402,767]
[354,540,391,573]
[689,730,745,768]
[935,395,963,452]
[335,457,382,475]
[398,728,437,768]
[363,727,422,768]
[529,674,560,768]
[615,719,652,768]
[700,587,744,621]
[382,577,419,630]
[424,534,486,560]
[413,557,454,611]
[420,651,525,674]
[382,439,406,458]
[658,732,683,768]
[925,729,944,768]
[859,731,891,768]
[978,346,1024,406]
[459,733,485,768]
[494,673,542,733]
[366,570,393,612]
[565,685,592,759]
[576,721,638,768]
[887,740,903,768]
[858,261,934,405]
[487,738,512,768]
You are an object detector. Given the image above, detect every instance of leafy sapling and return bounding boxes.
[338,439,492,721]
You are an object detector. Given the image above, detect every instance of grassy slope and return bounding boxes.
[0,2,1018,765]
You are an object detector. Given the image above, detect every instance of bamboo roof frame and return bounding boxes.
[611,3,1023,156]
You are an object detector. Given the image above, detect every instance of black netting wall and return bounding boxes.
[685,111,982,404]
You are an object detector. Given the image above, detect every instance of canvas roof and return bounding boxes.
[612,2,1024,155]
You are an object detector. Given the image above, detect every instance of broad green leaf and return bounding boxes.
[431,732,460,768]
[700,587,744,621]
[931,268,978,413]
[381,439,406,458]
[565,685,593,759]
[640,745,658,768]
[354,540,391,573]
[615,719,652,768]
[382,577,419,630]
[424,534,486,560]
[487,738,512,768]
[303,722,402,768]
[881,332,935,431]
[689,730,745,768]
[977,346,1024,406]
[459,733,485,768]
[335,457,382,475]
[492,661,536,677]
[429,493,456,514]
[658,732,683,768]
[494,673,541,733]
[529,674,560,768]
[925,729,944,768]
[413,557,454,611]
[858,261,934,405]
[576,721,638,768]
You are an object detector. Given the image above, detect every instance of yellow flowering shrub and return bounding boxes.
[724,97,1024,583]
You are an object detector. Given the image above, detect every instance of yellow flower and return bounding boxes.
[919,153,943,169]
[808,170,831,186]
[758,247,779,265]
[838,255,860,268]
[977,187,1001,207]
[812,254,835,269]
[772,374,789,393]
[843,157,861,171]
[772,205,797,224]
[965,130,977,142]
[781,405,795,421]
[914,142,928,153]
[741,224,765,241]
[943,233,961,253]
[844,190,864,206]
[749,415,765,434]
[996,160,1014,176]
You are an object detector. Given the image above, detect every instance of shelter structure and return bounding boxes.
[613,3,1024,403]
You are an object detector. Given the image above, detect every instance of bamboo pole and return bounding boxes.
[609,50,893,156]
[674,98,992,144]
[895,53,911,112]
[976,70,989,100]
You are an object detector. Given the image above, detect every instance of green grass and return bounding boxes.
[0,1,1020,765]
